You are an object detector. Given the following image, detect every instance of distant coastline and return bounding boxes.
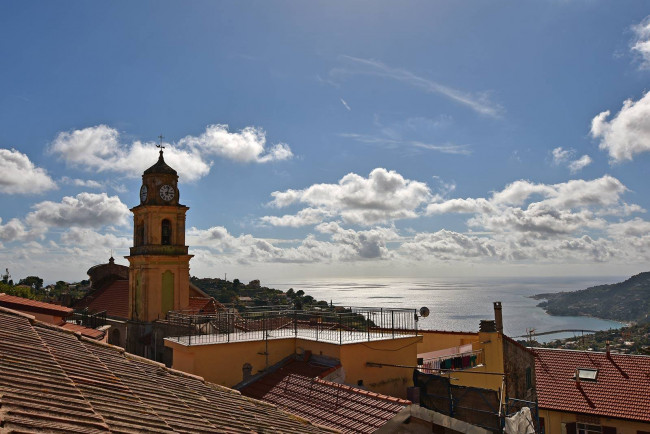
[531,271,650,324]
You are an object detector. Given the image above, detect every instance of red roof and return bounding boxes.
[187,296,218,314]
[241,358,410,433]
[0,293,73,317]
[60,322,106,340]
[76,279,129,319]
[534,348,650,422]
[0,307,332,433]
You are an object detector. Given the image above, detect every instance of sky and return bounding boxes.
[2,1,650,284]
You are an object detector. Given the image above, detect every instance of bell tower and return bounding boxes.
[126,144,193,322]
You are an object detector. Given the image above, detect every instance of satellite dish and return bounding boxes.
[419,307,430,318]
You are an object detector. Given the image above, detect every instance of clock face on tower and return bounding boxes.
[160,184,175,201]
[140,185,148,203]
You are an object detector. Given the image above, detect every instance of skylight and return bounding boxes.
[576,368,598,381]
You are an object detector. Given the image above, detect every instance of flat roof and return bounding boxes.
[165,326,418,347]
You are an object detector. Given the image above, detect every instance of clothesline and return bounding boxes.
[419,349,483,372]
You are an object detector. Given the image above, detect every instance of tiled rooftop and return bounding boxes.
[534,348,650,422]
[0,307,335,433]
[187,296,219,314]
[240,358,410,434]
[76,279,130,319]
[60,321,107,340]
[0,292,73,316]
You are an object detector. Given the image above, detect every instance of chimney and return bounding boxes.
[493,301,503,334]
[606,341,610,355]
[575,368,580,384]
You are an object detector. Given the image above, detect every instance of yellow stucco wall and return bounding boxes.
[167,335,421,398]
[166,337,296,387]
[539,409,650,434]
[127,255,192,322]
[416,330,479,354]
[340,336,421,398]
[416,330,504,393]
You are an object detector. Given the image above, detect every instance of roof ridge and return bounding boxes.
[533,347,650,358]
[0,305,36,321]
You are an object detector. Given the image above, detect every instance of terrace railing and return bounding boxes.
[164,307,419,346]
[71,309,107,328]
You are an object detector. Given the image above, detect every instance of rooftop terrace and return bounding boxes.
[164,307,420,346]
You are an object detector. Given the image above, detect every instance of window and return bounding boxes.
[578,424,602,434]
[136,222,145,246]
[525,366,532,389]
[161,219,172,245]
[242,363,252,381]
[575,368,598,381]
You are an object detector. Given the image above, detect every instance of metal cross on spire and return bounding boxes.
[157,134,165,150]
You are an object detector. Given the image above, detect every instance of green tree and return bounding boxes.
[0,281,34,299]
[286,288,295,298]
[18,276,43,291]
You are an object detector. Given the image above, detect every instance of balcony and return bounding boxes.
[129,245,189,256]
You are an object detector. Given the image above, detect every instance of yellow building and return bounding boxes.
[165,308,423,398]
[416,303,537,403]
[126,147,193,322]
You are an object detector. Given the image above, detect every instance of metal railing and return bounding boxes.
[70,309,107,328]
[164,307,418,345]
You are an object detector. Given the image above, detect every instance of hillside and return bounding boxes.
[533,272,650,323]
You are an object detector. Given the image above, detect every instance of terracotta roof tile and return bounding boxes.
[76,280,129,319]
[187,297,218,314]
[240,359,410,433]
[60,322,107,340]
[534,348,650,422]
[0,293,73,316]
[0,308,334,433]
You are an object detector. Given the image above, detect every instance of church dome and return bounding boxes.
[144,150,177,176]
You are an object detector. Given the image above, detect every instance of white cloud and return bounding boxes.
[177,124,293,163]
[551,147,592,173]
[59,227,130,249]
[427,176,637,239]
[591,92,650,162]
[340,133,471,155]
[316,222,399,259]
[51,124,292,182]
[0,218,45,243]
[26,192,130,228]
[266,168,432,226]
[631,16,650,69]
[260,208,332,227]
[399,229,501,260]
[60,176,103,189]
[330,56,503,117]
[340,98,351,111]
[0,148,56,194]
[50,125,211,182]
[568,155,592,173]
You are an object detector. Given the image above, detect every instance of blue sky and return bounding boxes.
[2,1,650,284]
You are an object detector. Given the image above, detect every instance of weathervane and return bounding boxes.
[157,134,165,156]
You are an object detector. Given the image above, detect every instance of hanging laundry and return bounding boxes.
[504,407,535,434]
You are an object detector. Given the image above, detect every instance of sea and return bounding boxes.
[269,276,626,344]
